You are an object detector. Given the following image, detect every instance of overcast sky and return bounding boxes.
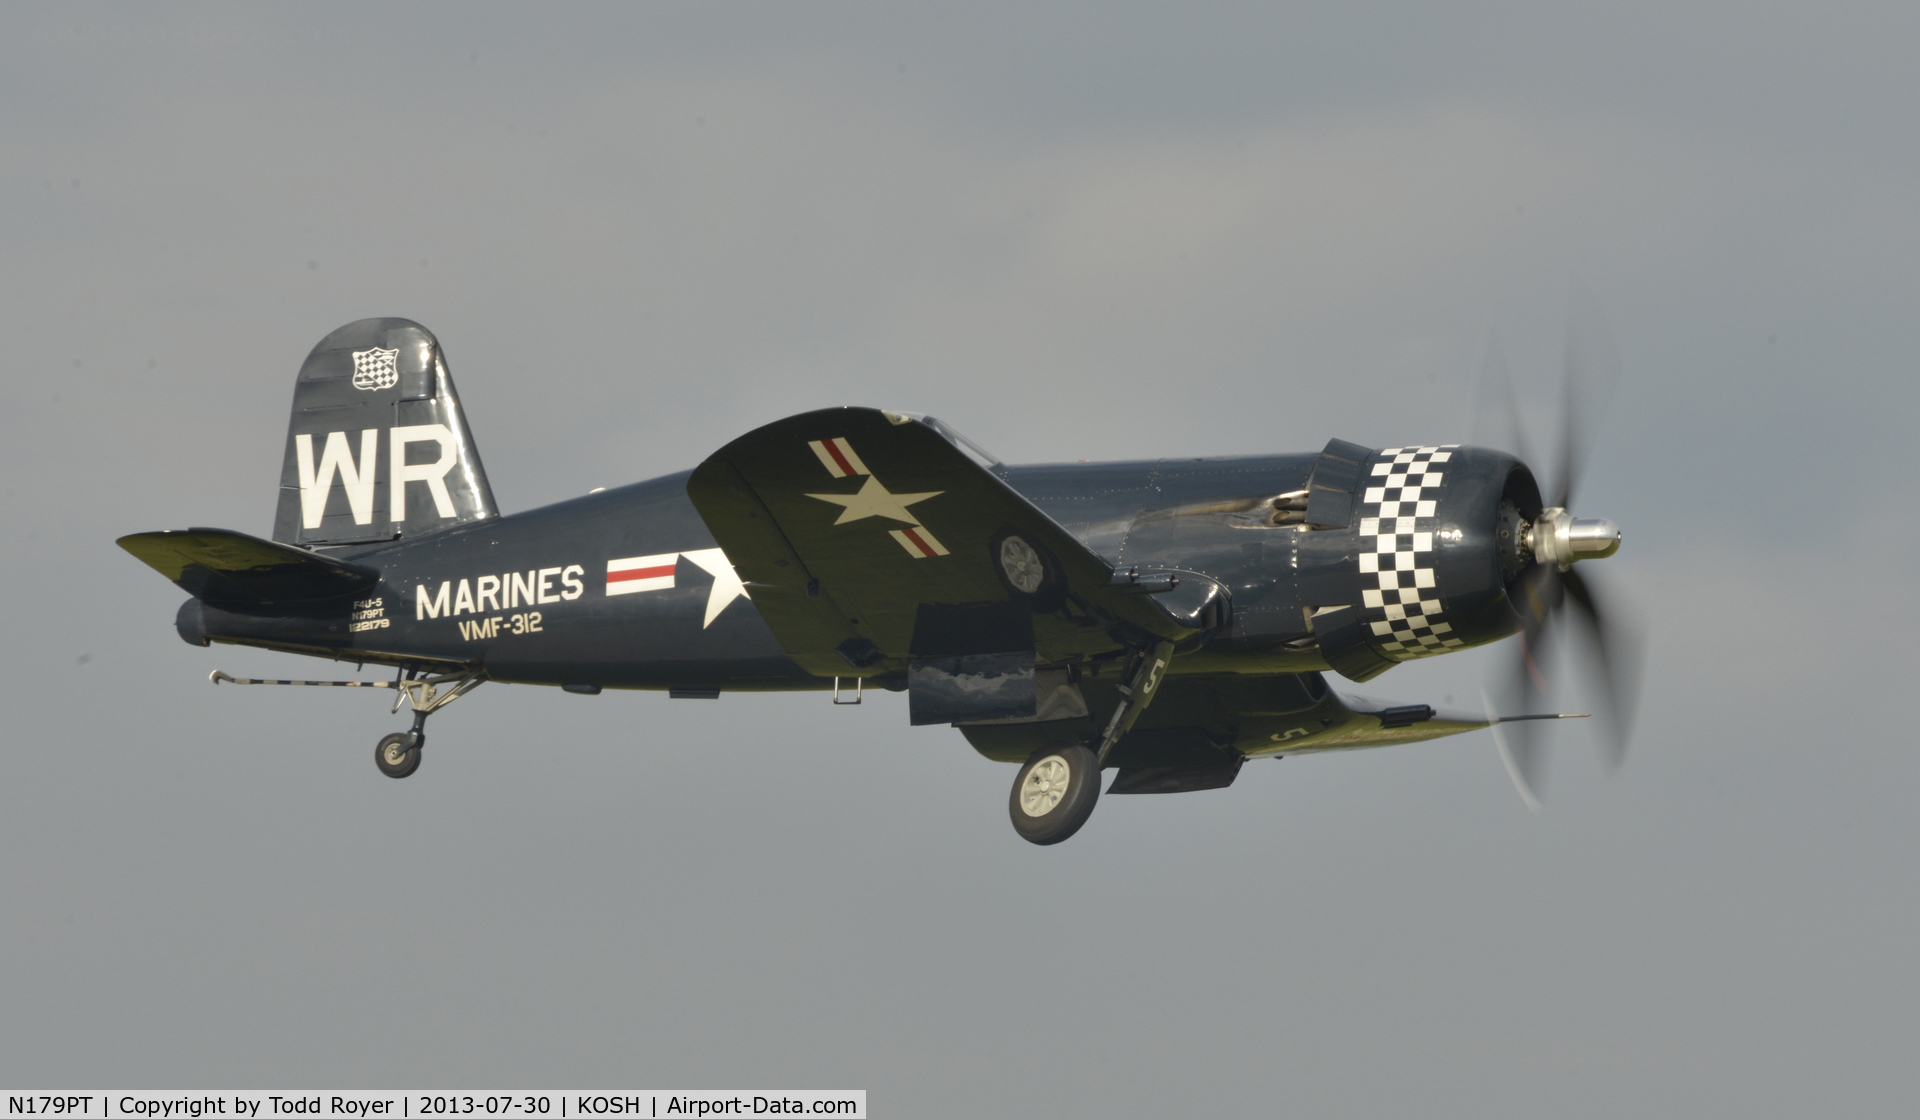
[4,4,1917,1116]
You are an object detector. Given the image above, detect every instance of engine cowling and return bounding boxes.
[1291,441,1557,682]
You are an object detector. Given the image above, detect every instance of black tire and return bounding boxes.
[1008,744,1101,845]
[374,732,422,779]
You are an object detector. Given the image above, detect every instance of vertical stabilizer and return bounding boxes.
[272,318,497,547]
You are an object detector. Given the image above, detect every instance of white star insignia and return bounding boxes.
[806,475,942,525]
[680,548,750,628]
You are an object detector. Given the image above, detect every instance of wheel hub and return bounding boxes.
[1019,755,1070,816]
[999,535,1045,594]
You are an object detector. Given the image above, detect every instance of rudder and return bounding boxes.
[272,318,497,547]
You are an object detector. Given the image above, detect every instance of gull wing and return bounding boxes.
[686,407,1197,678]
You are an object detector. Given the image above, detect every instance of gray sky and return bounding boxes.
[3,3,1917,1115]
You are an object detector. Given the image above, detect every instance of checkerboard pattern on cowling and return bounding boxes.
[1357,445,1466,658]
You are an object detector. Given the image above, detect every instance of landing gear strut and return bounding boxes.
[209,667,483,780]
[1006,641,1177,845]
[372,670,483,780]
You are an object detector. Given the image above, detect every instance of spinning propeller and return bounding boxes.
[1476,291,1641,809]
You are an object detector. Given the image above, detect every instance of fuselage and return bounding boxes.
[178,446,1534,691]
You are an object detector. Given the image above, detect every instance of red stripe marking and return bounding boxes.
[607,564,676,583]
[899,526,936,557]
[823,438,859,477]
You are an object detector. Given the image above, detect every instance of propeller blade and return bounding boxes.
[1493,729,1547,812]
[1470,329,1536,468]
[1474,290,1634,805]
[1487,690,1547,812]
[1493,562,1562,807]
[1553,282,1621,509]
[1559,565,1642,772]
[1510,557,1562,630]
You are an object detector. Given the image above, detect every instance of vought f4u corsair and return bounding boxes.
[121,318,1634,844]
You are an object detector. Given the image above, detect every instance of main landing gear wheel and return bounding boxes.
[992,530,1064,611]
[374,732,422,779]
[998,534,1047,594]
[1009,744,1101,846]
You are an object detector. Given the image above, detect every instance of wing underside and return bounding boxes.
[685,407,1199,679]
[959,670,1491,789]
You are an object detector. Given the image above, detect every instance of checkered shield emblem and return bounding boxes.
[351,347,399,391]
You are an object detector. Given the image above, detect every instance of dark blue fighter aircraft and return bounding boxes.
[120,318,1632,844]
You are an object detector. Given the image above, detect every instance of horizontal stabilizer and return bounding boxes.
[118,527,377,610]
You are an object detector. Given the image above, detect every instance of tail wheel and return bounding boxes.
[1008,744,1101,845]
[375,732,422,779]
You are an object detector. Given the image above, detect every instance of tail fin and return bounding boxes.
[272,318,496,547]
